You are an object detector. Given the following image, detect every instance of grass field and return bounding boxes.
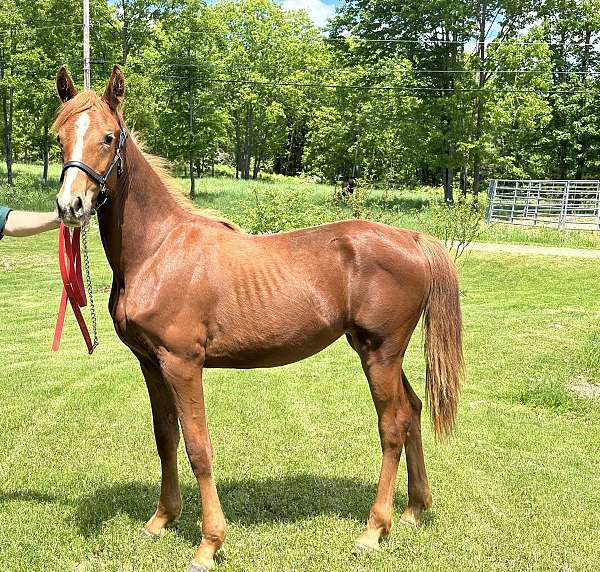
[3,161,600,250]
[1,194,600,571]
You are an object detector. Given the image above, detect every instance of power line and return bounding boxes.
[2,18,599,50]
[89,20,599,49]
[135,73,592,94]
[0,58,594,94]
[3,56,599,84]
[324,36,600,48]
[0,23,84,32]
[149,61,600,76]
[5,58,598,77]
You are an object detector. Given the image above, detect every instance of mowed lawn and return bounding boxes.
[1,225,600,571]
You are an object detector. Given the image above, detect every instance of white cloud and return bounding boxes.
[282,0,336,28]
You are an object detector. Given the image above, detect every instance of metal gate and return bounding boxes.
[487,179,600,231]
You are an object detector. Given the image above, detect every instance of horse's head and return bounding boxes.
[54,65,127,226]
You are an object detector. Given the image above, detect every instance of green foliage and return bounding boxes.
[0,171,55,210]
[241,184,330,233]
[420,195,488,260]
[3,0,600,202]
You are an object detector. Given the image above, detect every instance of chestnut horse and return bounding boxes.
[53,66,463,572]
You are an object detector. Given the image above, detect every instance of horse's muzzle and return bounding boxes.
[56,196,89,227]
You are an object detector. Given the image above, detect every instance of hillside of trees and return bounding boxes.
[1,0,600,202]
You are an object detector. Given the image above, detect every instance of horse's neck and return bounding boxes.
[98,142,185,278]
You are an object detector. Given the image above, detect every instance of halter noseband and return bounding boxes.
[59,128,128,211]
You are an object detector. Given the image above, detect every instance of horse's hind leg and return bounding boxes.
[139,358,182,537]
[354,351,411,552]
[400,371,432,528]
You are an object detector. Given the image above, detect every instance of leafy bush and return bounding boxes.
[0,174,56,211]
[330,184,377,220]
[241,185,331,234]
[419,195,488,260]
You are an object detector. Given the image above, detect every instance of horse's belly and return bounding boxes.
[203,322,344,368]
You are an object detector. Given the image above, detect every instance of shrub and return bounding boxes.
[419,194,488,260]
[241,185,330,234]
[0,173,56,211]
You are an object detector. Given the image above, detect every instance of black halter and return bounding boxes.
[60,128,128,211]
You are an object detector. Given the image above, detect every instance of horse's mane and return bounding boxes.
[128,134,241,232]
[53,90,240,233]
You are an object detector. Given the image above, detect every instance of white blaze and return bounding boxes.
[61,112,90,202]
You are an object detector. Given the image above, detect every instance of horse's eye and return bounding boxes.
[103,134,114,145]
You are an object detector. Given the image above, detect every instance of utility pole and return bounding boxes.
[83,0,91,89]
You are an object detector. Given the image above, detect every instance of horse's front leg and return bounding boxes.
[159,350,226,572]
[138,357,182,537]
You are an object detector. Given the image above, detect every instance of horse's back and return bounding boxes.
[200,219,430,367]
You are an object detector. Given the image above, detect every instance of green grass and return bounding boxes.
[2,161,600,249]
[1,212,600,570]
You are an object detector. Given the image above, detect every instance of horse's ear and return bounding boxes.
[56,66,77,103]
[103,65,125,110]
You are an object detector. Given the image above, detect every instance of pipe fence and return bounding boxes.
[487,179,600,231]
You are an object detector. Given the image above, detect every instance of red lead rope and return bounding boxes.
[52,222,95,354]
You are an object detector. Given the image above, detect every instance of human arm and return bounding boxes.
[0,209,60,238]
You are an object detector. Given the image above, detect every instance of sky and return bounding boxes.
[282,0,340,28]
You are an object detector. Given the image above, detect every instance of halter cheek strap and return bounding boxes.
[60,128,128,211]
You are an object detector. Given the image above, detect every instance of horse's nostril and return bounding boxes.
[73,196,84,213]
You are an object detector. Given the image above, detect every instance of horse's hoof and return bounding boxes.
[353,541,379,555]
[140,528,155,540]
[400,515,419,528]
[186,562,211,572]
[400,507,421,528]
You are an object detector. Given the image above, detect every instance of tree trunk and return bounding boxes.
[2,86,14,186]
[460,166,467,197]
[1,46,13,186]
[42,121,49,184]
[352,127,361,179]
[235,114,241,179]
[583,29,591,75]
[253,155,261,179]
[439,27,455,203]
[243,105,254,180]
[252,108,265,179]
[212,143,216,178]
[443,167,454,204]
[472,0,487,196]
[189,84,195,199]
[121,0,129,64]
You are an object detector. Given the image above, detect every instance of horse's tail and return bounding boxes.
[416,234,464,440]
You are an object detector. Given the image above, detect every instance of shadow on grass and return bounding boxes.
[0,489,64,505]
[1,474,421,544]
[76,474,413,543]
